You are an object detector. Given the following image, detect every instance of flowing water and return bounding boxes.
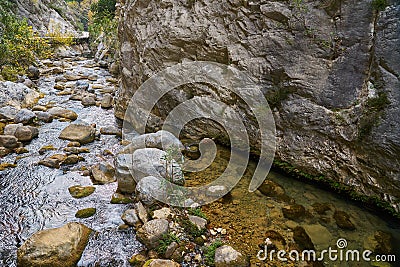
[0,57,399,267]
[0,58,143,266]
[186,146,400,266]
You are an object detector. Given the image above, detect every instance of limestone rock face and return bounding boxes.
[17,222,92,267]
[117,0,400,211]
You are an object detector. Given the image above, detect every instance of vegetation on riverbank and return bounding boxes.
[0,0,51,81]
[273,159,400,219]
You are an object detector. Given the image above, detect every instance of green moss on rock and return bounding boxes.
[68,185,95,198]
[75,208,96,218]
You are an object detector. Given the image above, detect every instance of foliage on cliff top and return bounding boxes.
[0,0,51,81]
[88,0,118,59]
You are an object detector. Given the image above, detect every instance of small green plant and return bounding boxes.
[372,0,388,11]
[188,207,208,220]
[180,217,206,238]
[156,233,180,255]
[204,239,223,266]
[265,87,296,109]
[358,91,390,140]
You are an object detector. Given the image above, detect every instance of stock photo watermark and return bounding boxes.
[257,238,396,263]
[122,61,276,207]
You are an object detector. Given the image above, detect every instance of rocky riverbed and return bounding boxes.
[0,55,399,267]
[0,56,142,266]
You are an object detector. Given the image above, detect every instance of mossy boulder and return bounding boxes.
[68,185,95,198]
[110,193,133,204]
[75,208,96,218]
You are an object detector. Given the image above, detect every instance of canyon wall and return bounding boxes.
[116,0,400,211]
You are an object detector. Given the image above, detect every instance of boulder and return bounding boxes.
[0,135,18,149]
[27,65,40,80]
[281,204,306,221]
[34,111,53,123]
[188,215,207,230]
[14,109,36,124]
[214,245,249,267]
[136,219,169,249]
[135,201,149,224]
[121,209,140,226]
[115,154,135,194]
[100,126,121,136]
[3,123,23,136]
[81,96,96,106]
[135,176,163,205]
[75,208,96,218]
[14,126,39,142]
[59,124,95,144]
[0,106,18,120]
[303,224,333,249]
[47,107,78,121]
[68,185,95,198]
[293,226,315,251]
[122,130,184,154]
[91,162,116,184]
[62,154,81,165]
[152,207,172,220]
[0,146,11,157]
[100,93,114,109]
[258,180,290,202]
[131,148,184,185]
[17,222,92,267]
[363,230,393,255]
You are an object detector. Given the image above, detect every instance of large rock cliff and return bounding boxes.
[116,0,400,211]
[9,0,81,34]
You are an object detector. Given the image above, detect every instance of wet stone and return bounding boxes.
[333,210,355,230]
[91,162,115,184]
[34,111,53,123]
[281,204,306,221]
[59,124,95,144]
[293,226,315,251]
[75,208,96,218]
[0,135,18,149]
[81,96,96,107]
[39,145,57,155]
[68,185,95,198]
[14,109,36,124]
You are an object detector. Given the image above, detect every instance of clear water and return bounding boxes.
[0,59,143,267]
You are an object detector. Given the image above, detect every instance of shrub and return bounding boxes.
[88,0,118,57]
[204,239,223,266]
[0,3,51,80]
[46,23,75,47]
[188,207,208,220]
[90,0,116,23]
[156,233,180,255]
[372,0,388,11]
